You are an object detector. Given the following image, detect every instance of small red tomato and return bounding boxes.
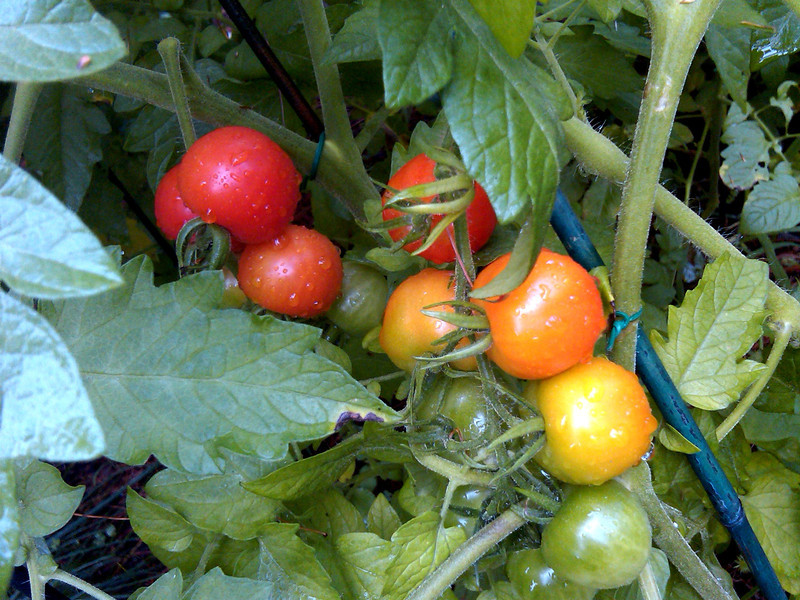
[154,164,196,241]
[381,154,497,264]
[178,126,301,244]
[238,225,343,318]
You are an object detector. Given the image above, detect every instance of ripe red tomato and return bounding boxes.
[541,480,652,589]
[177,126,301,244]
[523,356,657,485]
[472,248,606,380]
[381,154,497,264]
[154,163,196,241]
[379,268,477,371]
[237,225,343,318]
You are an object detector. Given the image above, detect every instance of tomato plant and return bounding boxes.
[473,248,606,380]
[541,481,652,589]
[379,268,477,371]
[153,163,195,241]
[237,224,343,318]
[325,261,388,335]
[523,356,657,485]
[505,548,597,600]
[177,126,301,244]
[381,154,497,264]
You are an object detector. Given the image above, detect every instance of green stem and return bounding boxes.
[610,0,723,368]
[158,37,196,150]
[405,505,529,600]
[716,321,792,440]
[619,464,736,600]
[412,448,495,487]
[638,561,662,600]
[533,29,580,119]
[3,82,43,163]
[561,117,800,333]
[49,570,117,600]
[756,234,790,288]
[684,118,709,205]
[74,62,374,220]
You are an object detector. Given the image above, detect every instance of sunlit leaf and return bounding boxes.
[741,162,800,234]
[14,458,83,537]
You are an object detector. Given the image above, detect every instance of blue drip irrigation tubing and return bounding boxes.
[549,189,787,600]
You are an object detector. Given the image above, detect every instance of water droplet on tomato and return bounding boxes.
[288,294,299,307]
[231,151,249,165]
[538,285,550,301]
[204,209,216,223]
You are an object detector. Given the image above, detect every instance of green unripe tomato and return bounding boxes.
[506,548,596,600]
[541,481,652,589]
[326,261,388,336]
[416,377,490,442]
[442,484,490,534]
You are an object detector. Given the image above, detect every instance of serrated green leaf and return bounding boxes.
[443,0,564,224]
[378,0,454,108]
[134,569,182,600]
[0,293,105,461]
[42,257,397,474]
[383,511,467,600]
[719,103,771,190]
[704,24,750,109]
[751,0,800,68]
[741,475,800,584]
[325,0,381,64]
[367,493,402,539]
[14,458,83,537]
[0,0,126,82]
[650,252,769,410]
[335,532,393,600]
[0,460,19,594]
[741,162,800,234]
[468,0,536,57]
[769,81,799,125]
[297,489,366,539]
[143,469,282,541]
[0,155,122,298]
[23,84,111,211]
[586,0,623,21]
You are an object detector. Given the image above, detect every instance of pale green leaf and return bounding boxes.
[0,293,105,461]
[383,511,467,600]
[14,458,83,537]
[741,162,800,234]
[443,0,565,224]
[650,252,769,410]
[0,154,122,298]
[132,569,182,600]
[719,103,771,190]
[324,0,381,64]
[378,0,454,108]
[367,493,402,539]
[769,81,799,125]
[0,461,19,594]
[335,532,393,600]
[741,476,800,583]
[299,489,366,540]
[127,489,195,554]
[143,469,282,541]
[704,24,750,109]
[468,0,536,57]
[0,0,126,82]
[183,568,276,599]
[42,257,397,474]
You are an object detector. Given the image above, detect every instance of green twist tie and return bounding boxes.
[606,308,643,351]
[301,130,326,190]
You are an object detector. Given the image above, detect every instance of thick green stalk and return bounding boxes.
[611,0,723,368]
[3,83,43,163]
[562,117,800,333]
[157,37,196,150]
[49,570,117,600]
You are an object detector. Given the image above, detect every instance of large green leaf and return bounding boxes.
[378,0,454,109]
[751,0,800,68]
[23,84,111,211]
[333,532,393,600]
[0,155,122,299]
[650,252,768,410]
[704,24,750,109]
[741,162,800,234]
[0,461,19,595]
[182,568,275,599]
[324,0,381,64]
[468,0,536,57]
[442,0,565,224]
[14,458,83,537]
[0,0,126,82]
[0,293,105,461]
[42,257,398,474]
[134,569,182,600]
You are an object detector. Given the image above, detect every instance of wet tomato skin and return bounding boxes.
[237,225,343,318]
[505,548,597,600]
[177,126,301,244]
[154,164,197,240]
[472,248,606,380]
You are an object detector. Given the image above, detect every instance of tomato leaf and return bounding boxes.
[135,569,183,600]
[0,155,122,298]
[378,0,454,109]
[719,103,772,191]
[14,458,83,537]
[741,408,800,471]
[751,0,800,69]
[0,293,105,461]
[324,0,381,64]
[42,256,398,474]
[382,511,467,600]
[181,567,288,599]
[0,461,19,595]
[334,532,393,600]
[0,0,126,82]
[650,251,768,410]
[367,493,402,540]
[741,162,800,234]
[467,0,535,58]
[704,24,750,109]
[443,0,565,224]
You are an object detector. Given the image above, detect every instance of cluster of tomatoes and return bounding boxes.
[154,126,343,318]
